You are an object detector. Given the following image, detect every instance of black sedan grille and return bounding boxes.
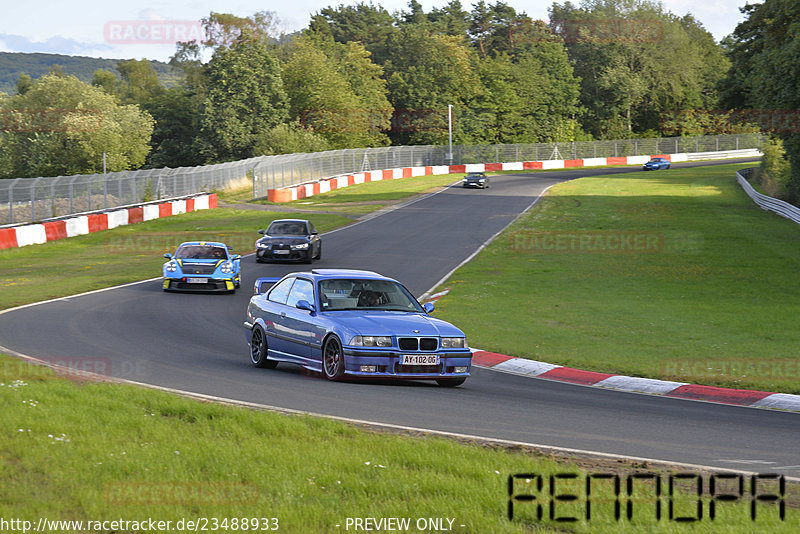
[398,338,438,351]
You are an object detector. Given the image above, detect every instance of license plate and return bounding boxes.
[273,250,290,255]
[401,354,439,366]
[186,277,208,284]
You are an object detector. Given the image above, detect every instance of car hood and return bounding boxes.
[330,311,464,338]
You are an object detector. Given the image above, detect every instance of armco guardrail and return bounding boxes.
[686,148,762,161]
[0,133,763,225]
[736,169,800,224]
[0,193,217,250]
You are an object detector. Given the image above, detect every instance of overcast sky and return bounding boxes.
[1,0,753,62]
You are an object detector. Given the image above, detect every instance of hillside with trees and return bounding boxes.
[0,52,183,95]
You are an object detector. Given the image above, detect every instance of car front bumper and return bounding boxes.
[256,248,311,262]
[163,276,237,292]
[342,348,472,379]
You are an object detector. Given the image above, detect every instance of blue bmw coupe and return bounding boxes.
[244,269,472,386]
[642,157,671,170]
[162,241,241,293]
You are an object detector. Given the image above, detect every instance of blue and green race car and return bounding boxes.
[162,241,241,293]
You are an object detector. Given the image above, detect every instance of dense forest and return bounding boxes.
[0,0,797,201]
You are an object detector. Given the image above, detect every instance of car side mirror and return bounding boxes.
[423,302,435,313]
[231,254,241,260]
[258,229,266,235]
[163,253,173,259]
[296,299,316,312]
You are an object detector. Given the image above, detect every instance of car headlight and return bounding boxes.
[256,241,269,249]
[291,243,309,250]
[441,337,467,349]
[166,261,178,272]
[350,336,392,347]
[220,261,233,273]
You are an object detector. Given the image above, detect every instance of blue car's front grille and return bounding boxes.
[395,363,443,374]
[181,263,217,275]
[398,338,438,351]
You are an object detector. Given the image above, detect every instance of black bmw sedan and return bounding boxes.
[255,219,322,263]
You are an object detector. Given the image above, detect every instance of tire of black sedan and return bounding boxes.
[436,377,467,387]
[322,336,345,380]
[250,326,277,369]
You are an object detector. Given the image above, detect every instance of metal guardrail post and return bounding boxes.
[30,177,42,221]
[8,178,21,224]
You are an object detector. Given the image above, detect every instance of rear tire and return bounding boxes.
[436,377,466,387]
[250,326,277,369]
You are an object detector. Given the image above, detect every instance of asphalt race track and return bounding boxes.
[3,157,798,477]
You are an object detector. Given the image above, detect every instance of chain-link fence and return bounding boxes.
[0,133,762,225]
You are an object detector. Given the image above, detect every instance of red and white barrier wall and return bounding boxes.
[267,154,692,203]
[0,193,217,250]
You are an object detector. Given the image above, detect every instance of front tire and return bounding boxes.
[322,336,345,380]
[436,377,466,387]
[250,326,277,369]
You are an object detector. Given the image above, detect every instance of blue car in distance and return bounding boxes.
[162,241,241,293]
[643,157,671,170]
[244,269,472,386]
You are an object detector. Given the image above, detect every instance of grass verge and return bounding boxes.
[432,162,800,393]
[1,352,796,533]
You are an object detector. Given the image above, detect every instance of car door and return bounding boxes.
[263,277,294,357]
[281,278,316,363]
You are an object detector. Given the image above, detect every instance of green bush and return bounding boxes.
[758,136,791,199]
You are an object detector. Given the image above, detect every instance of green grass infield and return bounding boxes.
[432,162,800,393]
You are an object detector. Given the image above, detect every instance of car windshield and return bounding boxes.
[466,173,485,178]
[267,222,307,235]
[175,245,227,260]
[318,279,424,312]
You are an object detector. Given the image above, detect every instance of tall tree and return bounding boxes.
[281,33,392,148]
[0,74,153,178]
[383,26,482,144]
[309,2,397,65]
[721,0,800,201]
[550,0,728,138]
[196,39,289,162]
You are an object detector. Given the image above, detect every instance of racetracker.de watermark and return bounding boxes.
[299,108,448,133]
[2,356,147,382]
[660,109,800,135]
[662,359,800,383]
[104,234,253,255]
[104,20,203,44]
[510,231,661,254]
[508,231,703,254]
